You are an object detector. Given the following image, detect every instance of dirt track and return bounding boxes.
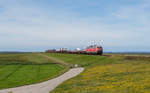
[0,67,84,93]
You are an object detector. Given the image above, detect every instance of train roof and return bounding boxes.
[86,45,102,49]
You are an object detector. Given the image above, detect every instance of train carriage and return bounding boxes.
[45,45,103,56]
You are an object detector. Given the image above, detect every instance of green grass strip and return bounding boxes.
[0,65,22,81]
[0,65,37,89]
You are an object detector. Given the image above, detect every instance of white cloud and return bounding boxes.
[0,0,150,51]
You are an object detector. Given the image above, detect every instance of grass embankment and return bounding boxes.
[44,53,119,68]
[0,53,68,89]
[43,53,150,93]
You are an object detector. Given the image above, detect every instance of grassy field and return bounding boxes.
[43,53,121,68]
[0,53,67,89]
[1,52,150,92]
[43,53,150,93]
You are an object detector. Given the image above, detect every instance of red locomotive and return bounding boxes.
[85,45,103,55]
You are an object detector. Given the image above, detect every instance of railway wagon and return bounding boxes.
[45,45,103,55]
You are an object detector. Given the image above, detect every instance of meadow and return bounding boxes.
[1,52,150,93]
[44,53,150,93]
[0,53,67,89]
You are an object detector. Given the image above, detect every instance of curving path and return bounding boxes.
[0,67,84,93]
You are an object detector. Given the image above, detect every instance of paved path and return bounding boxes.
[0,67,84,93]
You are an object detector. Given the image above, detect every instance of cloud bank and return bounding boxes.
[0,0,150,52]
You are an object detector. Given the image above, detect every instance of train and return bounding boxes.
[45,45,103,55]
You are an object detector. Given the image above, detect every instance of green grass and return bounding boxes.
[0,53,57,64]
[0,64,64,89]
[0,53,67,89]
[1,52,150,92]
[44,53,123,67]
[43,53,150,93]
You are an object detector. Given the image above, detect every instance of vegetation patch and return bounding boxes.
[0,53,67,89]
[46,53,150,93]
[44,53,122,67]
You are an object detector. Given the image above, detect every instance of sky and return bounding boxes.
[0,0,150,52]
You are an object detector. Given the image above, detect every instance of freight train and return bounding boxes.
[45,45,103,55]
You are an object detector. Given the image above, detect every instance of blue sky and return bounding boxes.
[0,0,150,52]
